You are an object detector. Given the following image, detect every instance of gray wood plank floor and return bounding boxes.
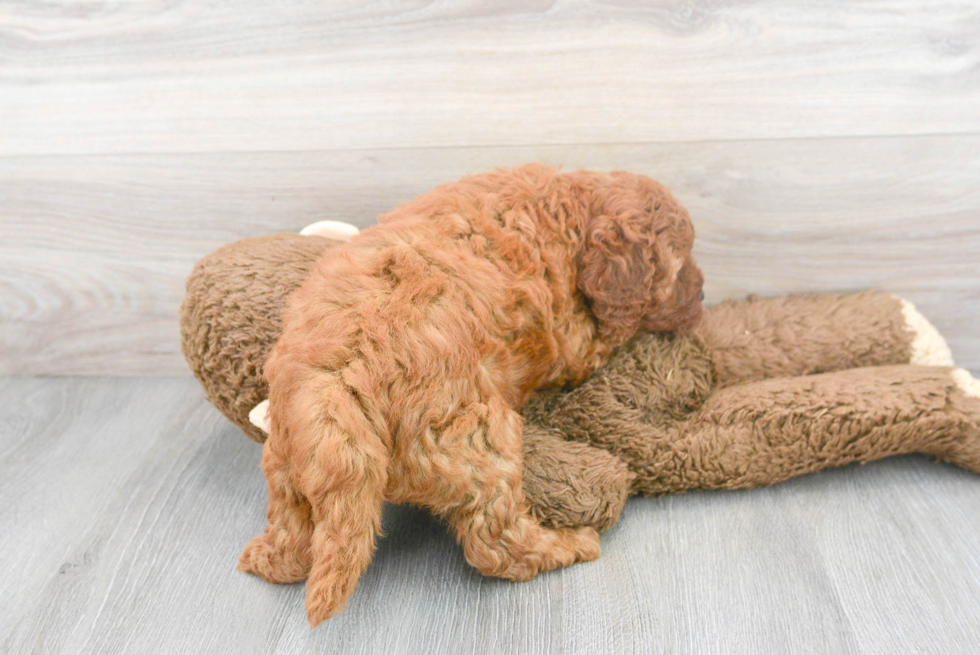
[2,377,979,654]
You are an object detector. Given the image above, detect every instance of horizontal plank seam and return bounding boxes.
[3,130,980,161]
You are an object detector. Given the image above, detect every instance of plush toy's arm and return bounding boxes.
[643,364,980,494]
[695,291,953,388]
[524,293,978,497]
[534,358,980,497]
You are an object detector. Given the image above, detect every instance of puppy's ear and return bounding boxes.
[577,215,662,345]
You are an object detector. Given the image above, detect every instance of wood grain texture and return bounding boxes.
[3,136,979,375]
[4,1,979,651]
[2,378,979,654]
[1,1,979,155]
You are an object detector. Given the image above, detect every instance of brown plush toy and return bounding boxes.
[181,223,980,534]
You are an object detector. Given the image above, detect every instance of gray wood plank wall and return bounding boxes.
[2,1,978,375]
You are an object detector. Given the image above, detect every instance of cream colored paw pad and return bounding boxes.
[897,297,954,366]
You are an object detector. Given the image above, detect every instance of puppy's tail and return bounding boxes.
[269,368,390,627]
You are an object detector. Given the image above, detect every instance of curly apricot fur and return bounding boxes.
[237,164,703,626]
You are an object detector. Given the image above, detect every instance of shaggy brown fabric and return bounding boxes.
[180,232,632,528]
[180,234,339,443]
[523,332,716,495]
[240,166,705,625]
[699,291,914,387]
[527,333,980,496]
[180,233,979,541]
[521,424,635,532]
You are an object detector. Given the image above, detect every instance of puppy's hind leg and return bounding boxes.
[438,401,601,581]
[238,439,315,583]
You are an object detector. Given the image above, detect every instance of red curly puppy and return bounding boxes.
[238,165,704,626]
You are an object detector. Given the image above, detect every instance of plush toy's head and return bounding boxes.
[180,232,344,442]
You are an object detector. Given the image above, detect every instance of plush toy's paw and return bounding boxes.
[897,296,954,366]
[299,220,360,241]
[238,533,311,584]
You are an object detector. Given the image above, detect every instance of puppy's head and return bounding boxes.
[575,171,704,345]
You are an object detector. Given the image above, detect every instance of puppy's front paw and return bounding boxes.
[511,525,602,580]
[569,526,602,563]
[238,533,310,584]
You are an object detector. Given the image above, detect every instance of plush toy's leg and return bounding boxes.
[648,365,980,494]
[696,291,953,387]
[429,402,601,581]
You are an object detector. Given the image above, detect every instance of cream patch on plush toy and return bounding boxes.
[249,399,271,433]
[299,220,361,241]
[246,220,361,436]
[952,368,980,398]
[897,296,954,366]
